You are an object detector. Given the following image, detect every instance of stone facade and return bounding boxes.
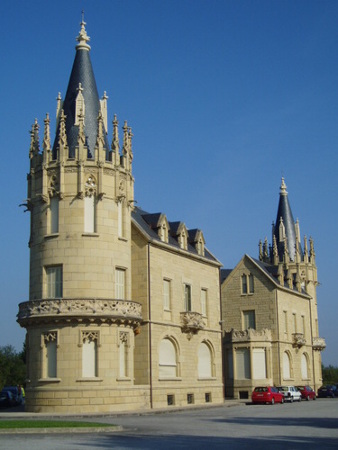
[221,181,325,399]
[17,22,325,412]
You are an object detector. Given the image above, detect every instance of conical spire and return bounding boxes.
[273,178,302,262]
[52,18,109,160]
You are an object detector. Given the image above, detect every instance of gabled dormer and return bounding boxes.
[188,229,205,256]
[142,212,170,243]
[169,221,188,250]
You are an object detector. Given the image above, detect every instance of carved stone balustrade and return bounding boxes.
[17,298,142,328]
[312,336,326,351]
[224,328,272,343]
[180,311,205,334]
[292,332,306,348]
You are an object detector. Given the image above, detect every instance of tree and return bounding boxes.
[0,345,26,390]
[322,364,338,385]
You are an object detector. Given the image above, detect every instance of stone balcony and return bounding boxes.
[224,328,272,343]
[17,298,142,328]
[292,332,306,348]
[180,311,205,335]
[312,336,326,351]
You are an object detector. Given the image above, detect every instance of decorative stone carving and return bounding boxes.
[224,328,272,343]
[17,298,142,327]
[312,336,326,351]
[82,330,98,343]
[180,311,205,334]
[292,332,306,348]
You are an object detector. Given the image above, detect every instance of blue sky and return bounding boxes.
[1,0,337,366]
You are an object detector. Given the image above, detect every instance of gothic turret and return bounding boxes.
[52,19,110,160]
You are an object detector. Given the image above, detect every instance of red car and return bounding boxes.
[252,386,284,405]
[296,385,316,401]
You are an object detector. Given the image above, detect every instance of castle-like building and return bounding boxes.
[17,21,325,412]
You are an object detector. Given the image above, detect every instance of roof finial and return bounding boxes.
[280,177,287,195]
[76,11,91,51]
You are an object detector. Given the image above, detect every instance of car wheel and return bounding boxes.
[271,397,275,405]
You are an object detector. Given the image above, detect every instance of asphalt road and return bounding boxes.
[0,399,337,449]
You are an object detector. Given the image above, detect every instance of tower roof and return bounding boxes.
[274,178,301,261]
[52,19,109,159]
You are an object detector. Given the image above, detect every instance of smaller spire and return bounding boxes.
[76,12,91,51]
[43,113,51,161]
[29,119,40,159]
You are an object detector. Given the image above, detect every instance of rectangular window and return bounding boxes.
[249,274,254,293]
[283,311,288,333]
[117,201,124,238]
[115,268,125,300]
[184,284,192,311]
[167,394,175,406]
[205,393,211,403]
[163,279,171,310]
[243,310,256,330]
[201,289,207,316]
[187,393,194,404]
[84,195,95,233]
[252,348,266,379]
[241,275,247,294]
[293,313,297,333]
[46,266,63,298]
[236,348,250,379]
[50,197,59,234]
[43,332,57,378]
[82,331,98,378]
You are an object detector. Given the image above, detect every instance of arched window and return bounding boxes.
[283,351,291,379]
[198,342,213,378]
[301,353,309,379]
[159,338,177,378]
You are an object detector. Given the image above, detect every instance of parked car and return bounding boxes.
[277,385,302,402]
[252,386,284,405]
[296,385,317,401]
[1,386,23,405]
[0,390,16,408]
[317,385,337,398]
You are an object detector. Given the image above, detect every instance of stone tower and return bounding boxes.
[259,177,325,389]
[17,20,146,412]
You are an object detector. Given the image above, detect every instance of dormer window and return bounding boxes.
[158,215,169,243]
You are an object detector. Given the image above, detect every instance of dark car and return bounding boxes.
[296,385,316,401]
[1,386,23,405]
[317,385,337,398]
[0,390,16,408]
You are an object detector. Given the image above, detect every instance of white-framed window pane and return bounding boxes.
[301,354,308,379]
[163,279,170,310]
[236,348,250,379]
[198,342,212,378]
[50,197,59,233]
[47,266,62,298]
[184,284,191,311]
[201,289,207,316]
[253,348,266,379]
[82,340,97,377]
[283,352,291,379]
[243,310,255,330]
[159,339,177,378]
[115,269,125,300]
[84,195,95,233]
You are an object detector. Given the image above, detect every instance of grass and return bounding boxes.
[0,420,113,429]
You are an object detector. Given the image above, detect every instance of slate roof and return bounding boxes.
[52,24,110,159]
[273,179,302,261]
[132,207,221,265]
